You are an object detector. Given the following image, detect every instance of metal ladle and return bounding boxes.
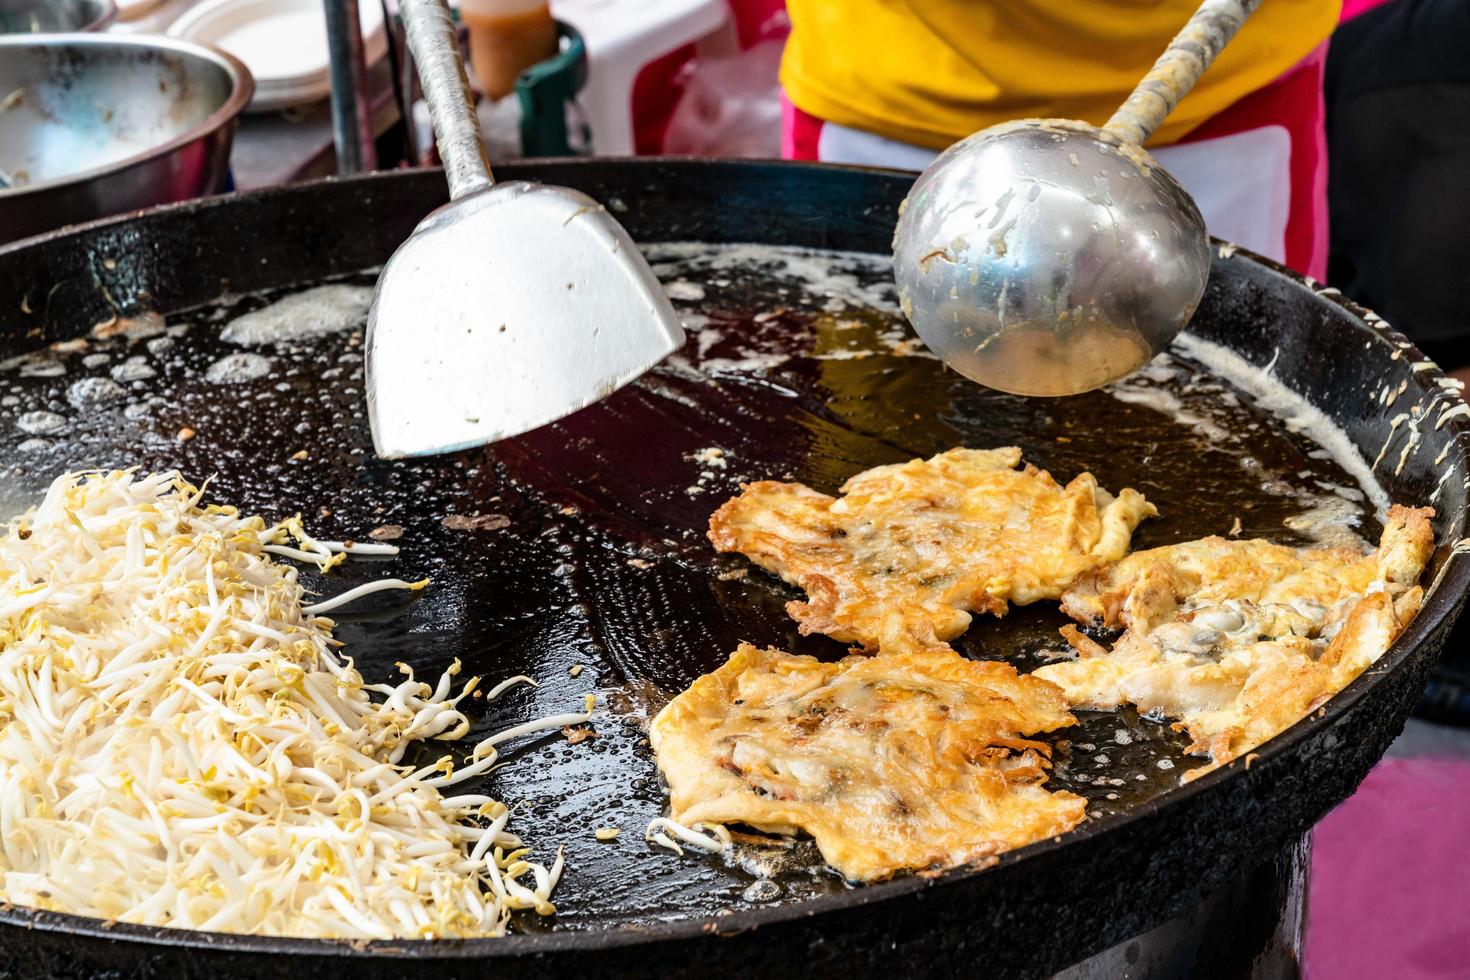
[892,0,1261,397]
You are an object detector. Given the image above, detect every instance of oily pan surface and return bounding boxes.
[0,242,1398,933]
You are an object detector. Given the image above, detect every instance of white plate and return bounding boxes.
[168,0,387,111]
[107,0,196,33]
[114,0,168,21]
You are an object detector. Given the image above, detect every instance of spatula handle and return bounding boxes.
[1103,0,1263,147]
[400,0,494,200]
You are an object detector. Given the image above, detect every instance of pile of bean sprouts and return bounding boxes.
[0,469,587,939]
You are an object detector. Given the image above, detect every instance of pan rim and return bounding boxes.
[0,159,1464,959]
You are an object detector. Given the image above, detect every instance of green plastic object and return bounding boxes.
[515,21,588,156]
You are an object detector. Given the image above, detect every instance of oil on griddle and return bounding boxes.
[0,243,1380,932]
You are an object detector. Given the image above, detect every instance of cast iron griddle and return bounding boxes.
[0,161,1464,979]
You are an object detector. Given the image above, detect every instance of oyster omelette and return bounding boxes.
[650,447,1433,883]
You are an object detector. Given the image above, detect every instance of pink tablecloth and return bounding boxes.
[1339,0,1394,20]
[1307,757,1470,978]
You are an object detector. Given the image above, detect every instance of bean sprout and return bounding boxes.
[645,818,732,857]
[302,578,428,615]
[0,469,583,939]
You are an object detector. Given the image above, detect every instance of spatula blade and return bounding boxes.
[366,181,685,458]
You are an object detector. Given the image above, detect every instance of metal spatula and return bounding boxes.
[365,0,684,458]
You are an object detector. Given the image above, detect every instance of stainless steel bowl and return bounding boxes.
[0,0,117,33]
[0,35,253,245]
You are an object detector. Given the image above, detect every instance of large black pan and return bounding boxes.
[0,160,1464,979]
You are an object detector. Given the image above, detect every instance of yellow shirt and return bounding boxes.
[780,1,1341,149]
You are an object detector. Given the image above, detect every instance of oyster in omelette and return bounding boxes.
[709,447,1155,653]
[649,644,1084,881]
[1035,505,1435,778]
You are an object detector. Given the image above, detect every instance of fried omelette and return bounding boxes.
[1035,505,1435,778]
[649,643,1085,882]
[708,448,1156,653]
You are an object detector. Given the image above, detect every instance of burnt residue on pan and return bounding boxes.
[0,242,1390,931]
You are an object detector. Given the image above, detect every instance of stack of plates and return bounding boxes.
[114,0,169,21]
[168,0,387,113]
[107,0,199,36]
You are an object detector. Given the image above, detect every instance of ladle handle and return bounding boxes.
[400,0,494,200]
[1103,0,1263,147]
